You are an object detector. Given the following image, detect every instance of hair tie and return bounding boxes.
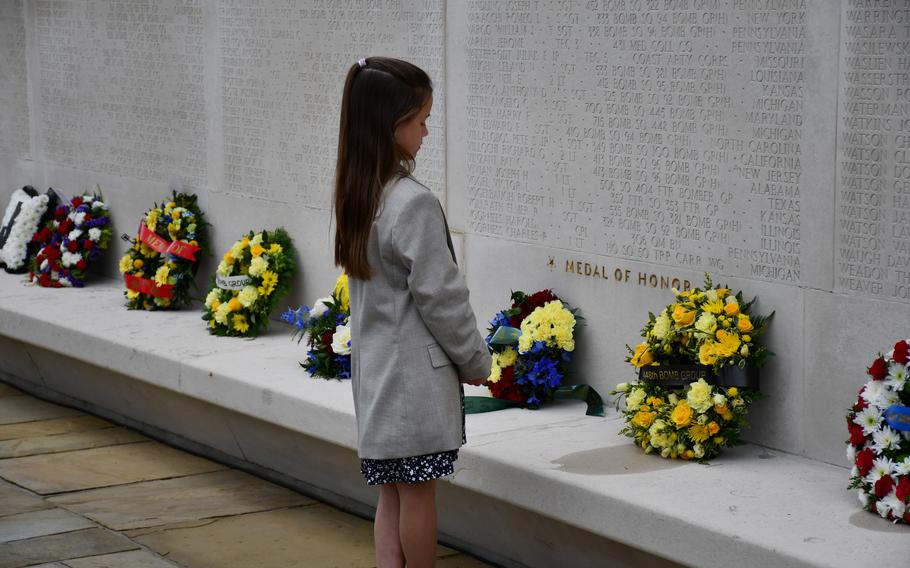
[357,58,367,68]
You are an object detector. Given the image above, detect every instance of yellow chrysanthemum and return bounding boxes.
[232,314,249,333]
[223,251,235,265]
[258,270,278,297]
[688,423,711,443]
[703,299,724,314]
[499,347,518,367]
[118,255,132,274]
[517,300,575,353]
[488,355,502,383]
[714,329,741,358]
[154,264,171,286]
[145,210,159,230]
[334,273,350,313]
[269,243,282,255]
[126,289,140,300]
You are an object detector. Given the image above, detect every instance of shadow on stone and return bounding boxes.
[551,443,687,475]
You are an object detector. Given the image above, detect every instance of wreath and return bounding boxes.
[847,340,910,524]
[282,273,351,379]
[612,275,772,461]
[29,191,112,287]
[0,186,57,273]
[202,228,295,338]
[480,289,603,415]
[119,192,208,310]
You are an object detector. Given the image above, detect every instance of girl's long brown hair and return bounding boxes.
[333,57,433,280]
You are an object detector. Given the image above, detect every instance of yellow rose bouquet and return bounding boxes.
[613,274,773,461]
[201,228,295,338]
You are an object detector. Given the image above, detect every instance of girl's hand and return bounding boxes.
[460,377,488,386]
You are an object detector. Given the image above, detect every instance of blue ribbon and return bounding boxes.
[489,326,521,346]
[885,405,910,431]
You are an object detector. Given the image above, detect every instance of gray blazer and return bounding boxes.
[349,176,492,460]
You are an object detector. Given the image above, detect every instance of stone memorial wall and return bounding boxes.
[0,0,908,466]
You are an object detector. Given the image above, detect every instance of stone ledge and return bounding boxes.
[0,275,905,567]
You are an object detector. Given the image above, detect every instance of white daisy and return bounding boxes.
[895,457,910,476]
[866,456,894,484]
[854,406,883,436]
[861,380,888,409]
[879,493,906,520]
[885,363,908,391]
[872,426,901,453]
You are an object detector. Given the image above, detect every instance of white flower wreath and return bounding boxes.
[0,187,52,273]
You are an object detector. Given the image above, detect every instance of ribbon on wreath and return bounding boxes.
[638,364,760,389]
[465,385,605,416]
[885,405,910,432]
[124,273,174,298]
[216,274,252,290]
[139,224,200,261]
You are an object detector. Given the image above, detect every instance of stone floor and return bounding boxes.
[0,382,493,568]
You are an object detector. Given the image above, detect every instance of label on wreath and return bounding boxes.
[216,274,252,290]
[139,224,200,261]
[639,365,759,389]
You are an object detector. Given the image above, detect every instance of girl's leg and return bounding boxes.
[396,480,438,568]
[375,484,405,568]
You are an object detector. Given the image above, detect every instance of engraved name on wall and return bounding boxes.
[451,0,835,287]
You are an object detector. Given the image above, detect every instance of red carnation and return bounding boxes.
[875,475,894,499]
[54,207,66,221]
[322,331,334,355]
[83,240,94,250]
[867,357,888,381]
[894,340,910,364]
[76,259,86,270]
[83,212,92,221]
[67,241,78,252]
[44,246,61,261]
[72,197,83,207]
[856,448,875,475]
[488,366,525,404]
[852,395,868,412]
[38,273,51,287]
[896,476,910,502]
[848,422,866,446]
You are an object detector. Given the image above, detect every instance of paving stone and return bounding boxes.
[0,527,137,568]
[133,505,377,568]
[63,550,178,568]
[0,478,51,517]
[0,416,112,442]
[0,508,95,543]
[0,428,146,459]
[0,384,21,397]
[0,442,226,495]
[0,398,83,425]
[50,469,313,530]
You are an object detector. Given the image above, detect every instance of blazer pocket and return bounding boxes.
[427,343,453,369]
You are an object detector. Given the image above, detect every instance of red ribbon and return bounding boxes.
[139,224,201,262]
[124,273,174,298]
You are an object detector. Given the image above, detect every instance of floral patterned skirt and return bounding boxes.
[360,450,459,486]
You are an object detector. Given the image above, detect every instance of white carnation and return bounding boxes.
[858,489,870,507]
[68,229,83,241]
[73,212,86,226]
[88,228,101,242]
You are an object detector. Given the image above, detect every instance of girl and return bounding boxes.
[333,57,491,567]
